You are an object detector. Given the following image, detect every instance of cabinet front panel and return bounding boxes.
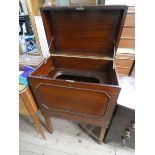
[36,83,111,117]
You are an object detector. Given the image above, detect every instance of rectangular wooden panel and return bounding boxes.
[36,84,110,117]
[121,27,135,38]
[40,6,127,56]
[115,53,135,60]
[52,55,112,72]
[115,59,134,68]
[124,13,135,26]
[118,38,135,48]
[116,67,131,76]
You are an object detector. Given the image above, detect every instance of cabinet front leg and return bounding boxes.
[99,127,106,144]
[42,112,53,133]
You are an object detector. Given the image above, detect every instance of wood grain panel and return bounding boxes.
[115,59,134,68]
[121,27,135,38]
[116,67,131,76]
[119,38,135,48]
[53,55,112,72]
[116,53,135,60]
[124,13,135,26]
[40,6,127,55]
[37,84,110,117]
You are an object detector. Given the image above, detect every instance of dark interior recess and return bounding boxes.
[55,74,100,83]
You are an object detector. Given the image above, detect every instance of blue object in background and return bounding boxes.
[19,35,38,54]
[24,38,37,53]
[23,65,35,71]
[20,66,35,78]
[19,76,29,86]
[19,66,35,86]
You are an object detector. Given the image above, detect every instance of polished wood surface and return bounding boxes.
[116,67,131,76]
[36,83,110,116]
[29,6,127,144]
[119,38,135,48]
[124,13,135,26]
[115,59,134,68]
[40,5,127,57]
[52,56,112,72]
[121,27,135,38]
[29,57,121,126]
[41,111,53,133]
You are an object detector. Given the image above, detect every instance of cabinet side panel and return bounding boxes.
[31,57,54,76]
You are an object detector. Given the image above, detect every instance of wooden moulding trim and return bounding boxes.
[51,53,114,61]
[29,76,121,89]
[115,58,135,60]
[120,37,135,40]
[116,66,131,69]
[35,83,111,118]
[41,110,109,127]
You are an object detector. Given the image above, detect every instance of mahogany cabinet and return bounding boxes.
[28,5,127,144]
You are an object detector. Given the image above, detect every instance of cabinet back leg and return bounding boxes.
[42,112,53,133]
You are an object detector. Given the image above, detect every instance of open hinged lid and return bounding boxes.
[40,5,128,59]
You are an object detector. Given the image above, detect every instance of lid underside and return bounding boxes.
[40,6,127,57]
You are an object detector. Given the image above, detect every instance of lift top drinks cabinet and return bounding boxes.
[28,5,128,144]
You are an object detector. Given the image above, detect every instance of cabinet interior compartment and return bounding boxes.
[31,55,119,86]
[54,72,100,84]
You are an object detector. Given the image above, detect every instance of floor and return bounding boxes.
[19,76,135,155]
[19,114,135,155]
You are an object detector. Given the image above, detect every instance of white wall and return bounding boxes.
[34,16,49,58]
